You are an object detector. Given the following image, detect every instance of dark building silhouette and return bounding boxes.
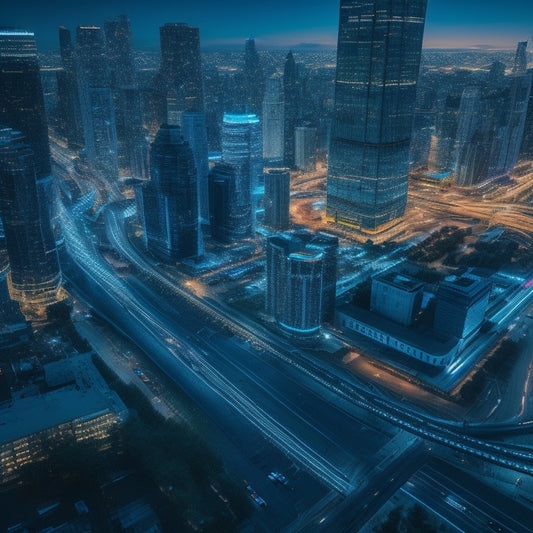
[181,111,209,222]
[243,38,265,116]
[156,23,204,124]
[208,163,236,243]
[137,124,200,262]
[0,128,61,305]
[56,26,84,149]
[76,25,119,180]
[327,0,427,232]
[0,28,52,181]
[263,168,290,230]
[104,14,149,179]
[266,230,338,338]
[283,51,299,168]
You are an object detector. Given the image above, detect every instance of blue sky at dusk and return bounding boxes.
[1,0,532,50]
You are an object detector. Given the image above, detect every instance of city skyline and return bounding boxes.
[2,0,532,51]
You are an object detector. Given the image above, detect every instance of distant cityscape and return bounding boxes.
[1,1,533,532]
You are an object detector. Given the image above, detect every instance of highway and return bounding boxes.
[99,200,533,476]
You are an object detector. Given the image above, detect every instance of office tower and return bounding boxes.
[0,29,51,181]
[138,124,200,261]
[295,126,317,172]
[221,113,263,235]
[262,75,284,165]
[208,163,236,243]
[283,51,299,168]
[453,87,481,173]
[157,23,204,124]
[104,14,148,178]
[327,0,427,232]
[56,26,84,148]
[243,38,265,115]
[264,168,290,230]
[265,230,338,338]
[370,271,424,327]
[76,25,119,180]
[0,128,62,305]
[181,111,209,222]
[427,93,459,174]
[513,42,528,75]
[433,273,490,340]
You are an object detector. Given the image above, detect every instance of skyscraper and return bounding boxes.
[295,126,317,172]
[243,38,265,115]
[76,25,119,180]
[0,128,62,305]
[264,168,290,230]
[327,0,427,232]
[221,113,263,236]
[56,26,84,149]
[0,29,52,181]
[157,23,204,124]
[208,163,236,243]
[138,124,200,262]
[283,51,299,168]
[262,75,284,165]
[265,230,338,338]
[104,14,148,178]
[181,111,209,222]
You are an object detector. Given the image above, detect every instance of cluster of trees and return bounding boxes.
[92,355,253,530]
[458,338,519,404]
[374,504,447,533]
[408,226,469,263]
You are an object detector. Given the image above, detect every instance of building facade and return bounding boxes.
[295,126,317,173]
[433,273,491,340]
[262,75,284,165]
[370,271,424,327]
[326,0,427,232]
[221,113,263,235]
[138,125,200,261]
[263,168,290,230]
[266,230,338,338]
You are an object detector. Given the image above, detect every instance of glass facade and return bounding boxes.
[327,0,427,232]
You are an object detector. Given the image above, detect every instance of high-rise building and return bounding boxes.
[243,38,265,116]
[76,25,119,180]
[453,87,481,175]
[0,128,62,305]
[137,124,200,262]
[181,111,209,222]
[295,126,317,172]
[262,75,284,165]
[0,28,52,181]
[283,51,299,168]
[327,0,427,232]
[104,15,148,179]
[56,26,84,149]
[265,230,338,338]
[156,23,204,124]
[221,113,263,235]
[263,168,290,230]
[520,73,533,160]
[433,272,490,340]
[208,163,235,243]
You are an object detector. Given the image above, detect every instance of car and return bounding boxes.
[269,471,289,486]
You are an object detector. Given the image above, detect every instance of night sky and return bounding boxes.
[1,0,532,51]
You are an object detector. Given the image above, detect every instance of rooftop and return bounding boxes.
[373,271,424,292]
[0,354,127,445]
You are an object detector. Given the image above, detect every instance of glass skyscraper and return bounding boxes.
[0,128,62,305]
[138,124,200,262]
[327,0,427,233]
[221,113,263,237]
